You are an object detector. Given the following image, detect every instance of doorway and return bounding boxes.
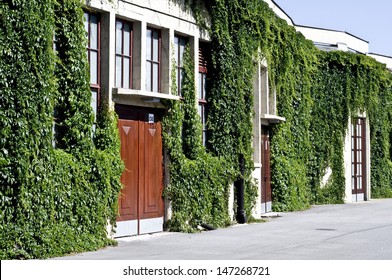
[260,127,272,213]
[115,105,164,237]
[351,118,366,202]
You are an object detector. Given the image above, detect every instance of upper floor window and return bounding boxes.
[146,28,161,92]
[115,19,133,89]
[84,11,100,120]
[174,35,187,96]
[198,43,210,146]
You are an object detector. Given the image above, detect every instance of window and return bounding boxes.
[198,43,210,146]
[84,11,100,120]
[174,35,187,95]
[115,19,133,89]
[146,28,161,92]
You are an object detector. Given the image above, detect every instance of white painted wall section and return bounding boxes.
[295,26,369,54]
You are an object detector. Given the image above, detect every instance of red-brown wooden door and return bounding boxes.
[117,119,138,223]
[261,127,272,213]
[351,118,366,202]
[115,108,164,237]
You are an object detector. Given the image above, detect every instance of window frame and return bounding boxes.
[198,42,209,147]
[115,19,133,89]
[174,35,187,96]
[146,27,161,93]
[84,11,101,120]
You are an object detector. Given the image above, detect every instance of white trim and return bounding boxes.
[261,114,286,123]
[114,220,138,238]
[139,217,163,234]
[352,193,364,202]
[260,202,272,214]
[114,88,181,101]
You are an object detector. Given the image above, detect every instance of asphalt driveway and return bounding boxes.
[56,198,392,260]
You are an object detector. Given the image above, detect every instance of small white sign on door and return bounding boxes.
[148,113,154,124]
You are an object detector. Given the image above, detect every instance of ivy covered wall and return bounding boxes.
[165,0,392,224]
[1,0,391,259]
[0,0,123,259]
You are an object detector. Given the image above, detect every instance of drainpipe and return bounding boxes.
[236,154,247,224]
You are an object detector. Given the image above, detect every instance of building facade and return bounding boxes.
[85,0,216,237]
[85,0,391,237]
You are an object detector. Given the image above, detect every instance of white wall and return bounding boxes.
[368,53,392,70]
[295,26,369,54]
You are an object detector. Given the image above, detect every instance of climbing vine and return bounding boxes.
[162,46,234,231]
[0,0,123,259]
[167,0,392,220]
[1,0,391,258]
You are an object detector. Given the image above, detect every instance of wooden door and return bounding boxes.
[351,118,366,202]
[139,119,164,220]
[115,106,164,236]
[117,119,138,222]
[261,127,272,213]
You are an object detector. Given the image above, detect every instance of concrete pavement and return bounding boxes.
[56,198,392,260]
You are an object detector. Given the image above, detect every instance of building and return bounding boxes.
[85,0,214,237]
[85,0,390,238]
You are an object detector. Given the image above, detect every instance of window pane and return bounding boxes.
[153,31,159,62]
[91,90,98,121]
[90,15,98,49]
[176,68,179,93]
[115,56,122,88]
[124,24,131,56]
[153,63,159,92]
[84,13,89,35]
[180,41,185,67]
[179,68,184,94]
[124,57,130,89]
[116,21,122,54]
[146,62,152,91]
[146,29,152,60]
[174,37,179,66]
[198,73,202,99]
[203,73,207,99]
[90,51,98,84]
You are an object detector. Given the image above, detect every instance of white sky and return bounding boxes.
[273,0,392,57]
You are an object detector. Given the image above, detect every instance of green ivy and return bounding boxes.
[1,0,391,258]
[162,46,233,231]
[170,0,392,220]
[0,0,123,259]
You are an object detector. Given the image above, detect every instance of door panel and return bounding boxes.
[261,127,271,213]
[117,119,138,221]
[351,118,366,202]
[139,120,164,219]
[115,107,164,236]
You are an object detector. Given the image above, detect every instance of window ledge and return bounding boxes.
[261,114,286,124]
[113,88,181,101]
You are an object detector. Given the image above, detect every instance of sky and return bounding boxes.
[273,0,392,57]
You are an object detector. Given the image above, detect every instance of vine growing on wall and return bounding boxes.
[162,46,233,231]
[0,0,123,259]
[176,0,392,215]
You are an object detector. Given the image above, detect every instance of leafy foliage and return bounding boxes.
[176,0,392,217]
[0,0,123,259]
[163,46,233,231]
